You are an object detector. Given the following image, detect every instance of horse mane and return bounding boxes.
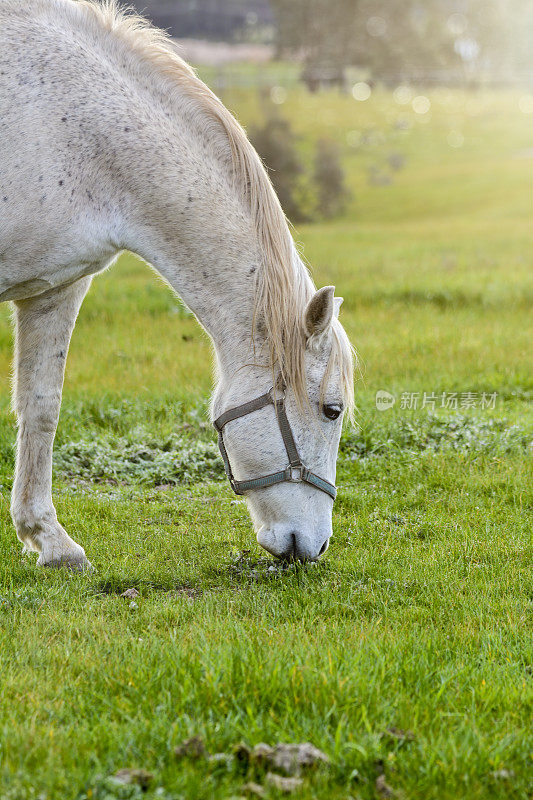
[67,0,355,417]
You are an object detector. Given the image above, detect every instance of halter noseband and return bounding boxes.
[213,384,337,501]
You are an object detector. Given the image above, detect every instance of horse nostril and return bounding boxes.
[275,534,329,562]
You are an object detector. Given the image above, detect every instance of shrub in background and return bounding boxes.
[249,113,307,223]
[313,138,351,218]
[250,101,351,223]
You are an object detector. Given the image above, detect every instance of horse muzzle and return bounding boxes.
[257,525,330,562]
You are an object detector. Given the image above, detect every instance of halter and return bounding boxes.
[213,383,337,501]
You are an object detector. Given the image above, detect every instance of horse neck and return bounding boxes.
[118,103,286,381]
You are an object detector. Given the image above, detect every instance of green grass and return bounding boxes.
[0,81,532,800]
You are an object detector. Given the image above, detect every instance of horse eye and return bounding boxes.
[323,404,342,421]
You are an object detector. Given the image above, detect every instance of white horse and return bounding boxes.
[0,0,355,567]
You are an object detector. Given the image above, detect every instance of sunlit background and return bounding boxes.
[137,0,533,88]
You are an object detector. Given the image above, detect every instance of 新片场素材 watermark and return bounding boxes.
[375,390,498,411]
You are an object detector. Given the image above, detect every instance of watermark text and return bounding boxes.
[376,390,498,411]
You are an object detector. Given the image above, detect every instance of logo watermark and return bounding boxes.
[375,390,396,411]
[375,390,498,411]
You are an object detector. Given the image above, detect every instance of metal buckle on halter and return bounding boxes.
[285,465,305,483]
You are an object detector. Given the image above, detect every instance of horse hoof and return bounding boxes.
[37,553,94,572]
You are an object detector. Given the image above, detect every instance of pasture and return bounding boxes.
[0,82,531,799]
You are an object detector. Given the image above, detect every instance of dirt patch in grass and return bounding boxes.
[173,737,330,795]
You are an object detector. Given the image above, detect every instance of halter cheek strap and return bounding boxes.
[213,386,337,501]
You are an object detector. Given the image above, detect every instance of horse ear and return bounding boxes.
[333,296,343,319]
[304,286,335,339]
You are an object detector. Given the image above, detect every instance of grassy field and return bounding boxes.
[0,81,531,800]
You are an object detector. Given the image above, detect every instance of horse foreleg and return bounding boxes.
[11,278,92,569]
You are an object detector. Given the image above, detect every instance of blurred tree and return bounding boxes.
[249,112,306,222]
[272,0,461,78]
[356,0,460,79]
[271,0,358,78]
[313,139,350,219]
[271,0,533,84]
